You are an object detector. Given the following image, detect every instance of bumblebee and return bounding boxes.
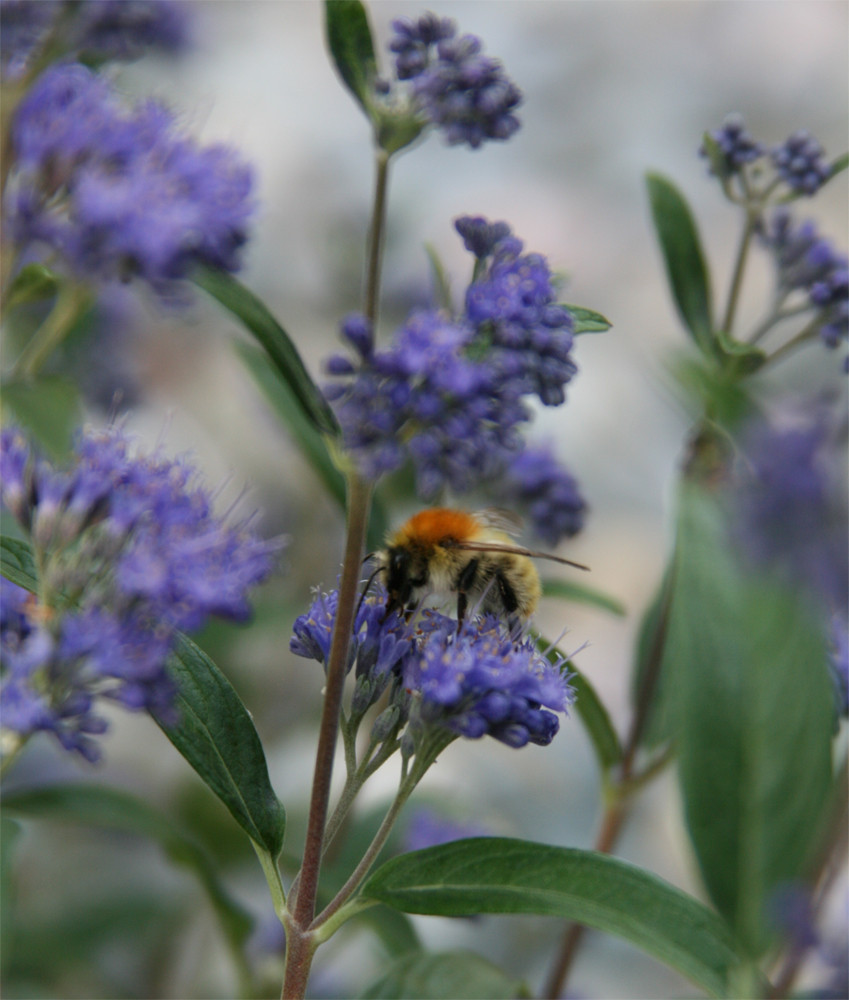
[373,507,588,626]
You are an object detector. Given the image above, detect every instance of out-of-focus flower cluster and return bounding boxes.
[0,0,190,81]
[759,210,848,358]
[0,425,277,761]
[5,62,255,296]
[387,12,521,149]
[729,407,849,715]
[324,217,585,546]
[290,586,573,752]
[700,114,847,365]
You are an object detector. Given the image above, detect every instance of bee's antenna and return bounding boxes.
[354,563,383,622]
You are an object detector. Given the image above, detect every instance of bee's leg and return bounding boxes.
[494,572,523,638]
[455,558,479,628]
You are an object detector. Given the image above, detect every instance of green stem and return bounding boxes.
[761,316,822,368]
[254,842,287,923]
[9,280,90,380]
[364,149,390,328]
[721,208,758,337]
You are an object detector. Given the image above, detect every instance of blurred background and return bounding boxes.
[4,2,848,997]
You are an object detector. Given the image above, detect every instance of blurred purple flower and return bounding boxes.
[0,424,277,762]
[0,0,189,80]
[7,62,255,294]
[402,806,490,853]
[772,129,831,196]
[700,112,765,175]
[760,210,848,359]
[389,14,521,149]
[502,444,586,547]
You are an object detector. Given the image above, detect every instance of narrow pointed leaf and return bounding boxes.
[325,0,378,116]
[540,577,625,616]
[535,635,622,770]
[666,485,833,956]
[646,172,714,353]
[564,304,612,334]
[153,632,286,859]
[363,838,740,998]
[359,950,527,1000]
[4,263,59,309]
[2,376,81,460]
[235,343,389,552]
[3,783,254,949]
[193,265,339,438]
[0,535,38,593]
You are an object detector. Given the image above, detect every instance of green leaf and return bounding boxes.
[4,263,59,309]
[540,577,625,616]
[153,632,286,860]
[714,328,766,377]
[3,783,254,951]
[535,636,622,771]
[564,304,612,335]
[2,375,81,460]
[359,950,527,1000]
[236,342,388,552]
[646,172,714,353]
[193,265,339,438]
[363,838,741,998]
[324,0,378,116]
[666,485,834,956]
[0,535,38,593]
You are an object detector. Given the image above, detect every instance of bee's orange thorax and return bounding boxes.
[392,508,479,550]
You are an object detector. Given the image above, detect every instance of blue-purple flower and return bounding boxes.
[732,409,848,612]
[760,210,848,357]
[700,113,764,175]
[772,129,831,196]
[6,62,255,294]
[325,217,582,500]
[402,806,490,853]
[325,309,529,497]
[405,612,573,748]
[463,218,577,407]
[0,0,189,80]
[502,444,586,547]
[388,14,521,149]
[0,424,277,762]
[290,590,574,752]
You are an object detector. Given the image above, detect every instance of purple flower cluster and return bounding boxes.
[7,62,255,294]
[700,113,764,175]
[772,129,831,196]
[325,218,580,499]
[388,14,521,149]
[325,309,528,497]
[0,425,276,761]
[0,0,189,80]
[405,612,572,748]
[464,223,577,406]
[502,445,586,547]
[760,210,848,356]
[291,589,573,751]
